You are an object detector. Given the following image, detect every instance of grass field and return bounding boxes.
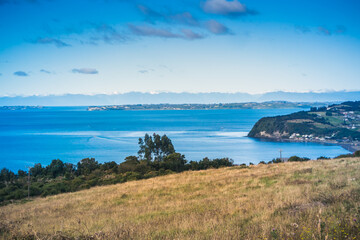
[1,158,360,239]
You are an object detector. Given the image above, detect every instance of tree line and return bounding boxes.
[0,133,233,204]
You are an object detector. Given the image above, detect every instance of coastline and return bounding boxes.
[86,101,326,111]
[250,136,360,152]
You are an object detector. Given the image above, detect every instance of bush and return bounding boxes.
[87,178,99,187]
[335,153,354,159]
[124,172,142,181]
[70,177,85,191]
[354,150,360,157]
[325,111,332,116]
[8,189,27,200]
[288,156,310,162]
[270,158,282,164]
[30,186,42,196]
[161,153,187,172]
[143,171,159,179]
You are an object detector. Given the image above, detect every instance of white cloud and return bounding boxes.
[205,20,230,34]
[182,29,204,40]
[202,0,256,16]
[129,24,180,38]
[72,68,98,74]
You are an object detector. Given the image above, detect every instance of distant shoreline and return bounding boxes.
[87,101,329,111]
[250,136,360,152]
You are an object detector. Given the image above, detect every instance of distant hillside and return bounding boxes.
[248,101,360,148]
[1,158,359,239]
[1,91,359,106]
[87,101,327,111]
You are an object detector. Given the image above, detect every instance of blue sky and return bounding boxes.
[0,0,359,96]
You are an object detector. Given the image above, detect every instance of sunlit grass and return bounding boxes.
[1,158,360,239]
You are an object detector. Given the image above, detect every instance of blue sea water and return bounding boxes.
[0,107,350,171]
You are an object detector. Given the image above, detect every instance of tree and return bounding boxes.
[0,168,15,186]
[101,161,118,173]
[198,157,211,169]
[160,135,175,159]
[354,150,360,157]
[161,153,187,172]
[138,134,154,161]
[46,159,65,178]
[31,163,44,177]
[17,170,27,178]
[211,158,233,168]
[189,160,200,170]
[138,133,175,161]
[64,163,76,179]
[118,156,140,173]
[76,158,100,176]
[138,137,145,159]
[64,163,76,174]
[153,133,161,160]
[288,156,310,162]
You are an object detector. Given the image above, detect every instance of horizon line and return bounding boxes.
[1,89,360,98]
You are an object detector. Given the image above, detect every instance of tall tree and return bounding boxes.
[137,133,175,162]
[46,159,65,178]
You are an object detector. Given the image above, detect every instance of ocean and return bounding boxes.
[0,107,349,171]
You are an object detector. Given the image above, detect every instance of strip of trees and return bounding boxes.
[0,133,233,204]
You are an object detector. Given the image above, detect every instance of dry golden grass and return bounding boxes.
[1,158,360,239]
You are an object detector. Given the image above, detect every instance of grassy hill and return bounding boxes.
[1,158,360,239]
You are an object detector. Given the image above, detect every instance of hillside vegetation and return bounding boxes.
[0,134,233,204]
[248,101,360,142]
[1,158,360,239]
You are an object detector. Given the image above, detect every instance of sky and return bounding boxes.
[0,0,359,96]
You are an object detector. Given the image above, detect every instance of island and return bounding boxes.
[87,101,330,111]
[248,101,360,151]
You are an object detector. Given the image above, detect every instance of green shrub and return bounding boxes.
[288,156,310,162]
[124,172,142,181]
[354,150,360,157]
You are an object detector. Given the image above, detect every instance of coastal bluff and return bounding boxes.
[248,101,360,150]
